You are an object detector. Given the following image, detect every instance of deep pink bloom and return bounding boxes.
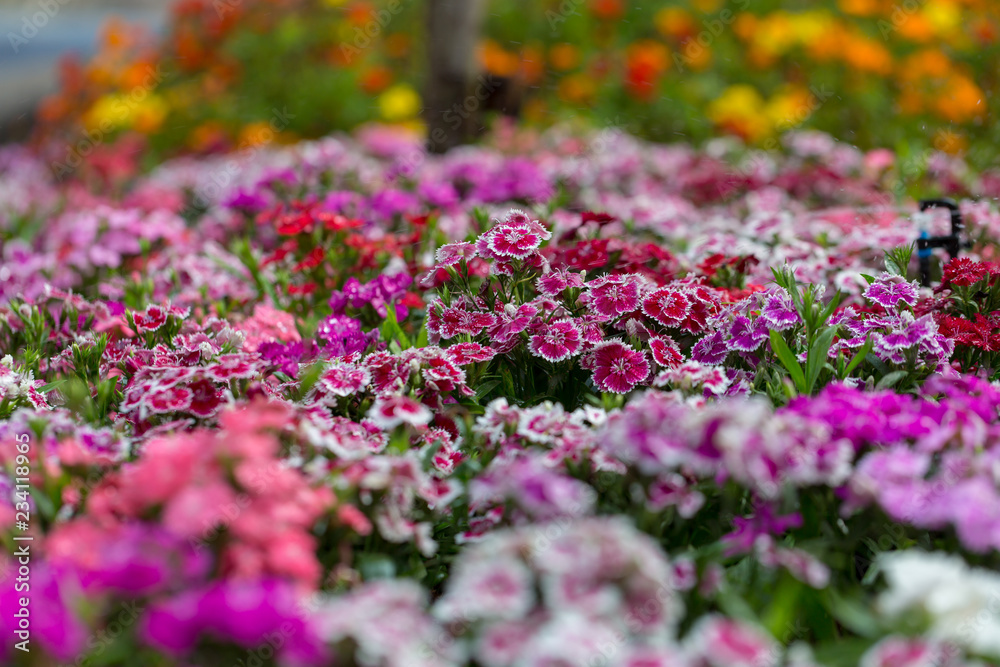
[446,342,497,365]
[589,276,641,320]
[487,224,543,259]
[642,289,690,328]
[132,305,168,333]
[649,336,683,368]
[590,340,650,394]
[437,307,498,339]
[529,318,583,362]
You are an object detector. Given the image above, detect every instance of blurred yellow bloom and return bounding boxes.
[322,0,349,5]
[84,92,166,134]
[238,121,274,148]
[378,84,421,122]
[654,7,696,39]
[130,94,168,134]
[707,85,771,142]
[923,0,961,34]
[765,87,816,131]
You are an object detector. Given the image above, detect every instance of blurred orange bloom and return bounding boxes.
[550,43,581,71]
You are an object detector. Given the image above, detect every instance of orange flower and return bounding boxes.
[360,66,393,94]
[550,43,581,71]
[520,45,546,86]
[384,33,411,59]
[591,0,625,20]
[934,73,985,122]
[479,40,520,78]
[558,73,597,105]
[842,34,893,74]
[624,40,670,101]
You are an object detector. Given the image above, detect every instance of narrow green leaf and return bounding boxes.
[770,330,806,392]
[842,337,874,378]
[805,326,838,393]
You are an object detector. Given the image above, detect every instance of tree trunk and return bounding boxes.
[424,0,485,154]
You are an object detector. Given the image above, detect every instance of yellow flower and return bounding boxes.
[378,84,421,122]
[922,0,961,35]
[765,87,816,133]
[130,94,168,134]
[707,85,771,143]
[322,0,349,6]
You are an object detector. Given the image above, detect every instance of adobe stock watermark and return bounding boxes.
[59,601,143,667]
[546,0,584,34]
[7,0,74,54]
[877,0,928,40]
[338,0,405,64]
[50,64,166,181]
[673,0,752,73]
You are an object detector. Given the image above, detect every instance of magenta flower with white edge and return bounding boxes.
[446,341,497,365]
[536,269,584,296]
[649,335,683,368]
[319,361,372,398]
[435,241,477,266]
[590,340,650,394]
[437,306,498,339]
[684,615,780,667]
[864,272,920,310]
[486,222,545,260]
[642,288,691,328]
[588,275,642,320]
[367,395,433,430]
[529,318,583,362]
[653,361,730,396]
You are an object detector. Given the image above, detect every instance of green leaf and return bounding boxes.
[842,336,874,378]
[821,589,883,638]
[875,370,908,390]
[380,302,410,349]
[763,574,804,639]
[770,330,806,393]
[805,326,838,393]
[860,273,876,285]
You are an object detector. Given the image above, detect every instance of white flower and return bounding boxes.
[877,550,1000,658]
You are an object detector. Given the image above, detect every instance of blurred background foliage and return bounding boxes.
[28,0,1000,169]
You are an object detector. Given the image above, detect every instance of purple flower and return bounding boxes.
[141,579,329,665]
[864,273,919,310]
[726,316,769,352]
[759,290,800,330]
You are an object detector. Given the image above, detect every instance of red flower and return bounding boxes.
[292,247,326,272]
[942,257,992,287]
[287,283,318,296]
[564,239,609,271]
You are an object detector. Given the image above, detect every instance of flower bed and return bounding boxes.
[2,126,1000,666]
